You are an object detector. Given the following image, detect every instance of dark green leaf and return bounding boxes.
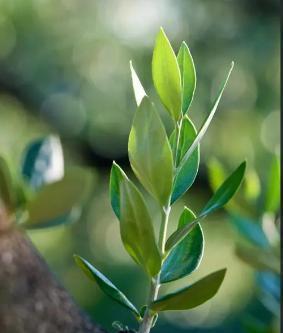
[110,162,161,276]
[170,117,199,204]
[200,161,246,217]
[74,255,140,319]
[130,61,147,106]
[128,96,173,206]
[152,27,182,121]
[22,168,93,229]
[160,207,204,283]
[21,135,64,189]
[265,155,280,213]
[151,269,226,312]
[0,156,15,212]
[176,62,234,175]
[230,214,269,248]
[177,41,196,114]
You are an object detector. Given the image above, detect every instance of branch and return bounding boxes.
[0,224,107,333]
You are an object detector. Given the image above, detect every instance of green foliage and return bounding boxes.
[152,28,182,121]
[160,207,203,283]
[177,41,196,114]
[110,162,161,277]
[207,155,280,330]
[128,96,173,206]
[0,135,93,230]
[170,116,199,204]
[75,27,245,333]
[166,161,246,251]
[74,255,141,320]
[151,269,226,312]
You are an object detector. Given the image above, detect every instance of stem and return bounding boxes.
[138,202,171,333]
[138,117,183,333]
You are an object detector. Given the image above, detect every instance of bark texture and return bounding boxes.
[0,226,106,333]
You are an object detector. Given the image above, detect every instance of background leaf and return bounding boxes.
[110,162,161,277]
[160,207,204,283]
[128,96,173,206]
[21,135,64,190]
[74,255,140,319]
[265,155,280,213]
[130,61,147,106]
[152,27,182,121]
[170,117,199,204]
[151,269,226,312]
[22,168,93,229]
[230,214,269,248]
[235,246,280,274]
[177,41,196,114]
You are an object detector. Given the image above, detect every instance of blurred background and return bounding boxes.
[0,0,280,332]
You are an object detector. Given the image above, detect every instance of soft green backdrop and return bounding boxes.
[0,0,280,332]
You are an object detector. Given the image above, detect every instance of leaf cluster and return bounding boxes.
[75,27,246,329]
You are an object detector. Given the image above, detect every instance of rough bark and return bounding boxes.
[0,224,107,333]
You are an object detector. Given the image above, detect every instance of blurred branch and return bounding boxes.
[0,224,107,333]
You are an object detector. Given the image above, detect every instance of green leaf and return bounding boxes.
[177,41,196,114]
[151,268,226,312]
[170,117,199,204]
[21,135,64,189]
[128,96,173,206]
[130,60,147,106]
[230,214,269,249]
[152,27,182,121]
[176,62,234,175]
[21,168,93,229]
[160,207,204,283]
[200,161,246,217]
[165,161,246,251]
[110,162,161,276]
[265,155,280,213]
[0,156,15,212]
[74,255,140,320]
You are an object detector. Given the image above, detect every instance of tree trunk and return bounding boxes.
[0,223,107,333]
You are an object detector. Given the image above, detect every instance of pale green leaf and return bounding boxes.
[152,27,182,121]
[177,41,196,114]
[130,60,147,106]
[128,96,173,206]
